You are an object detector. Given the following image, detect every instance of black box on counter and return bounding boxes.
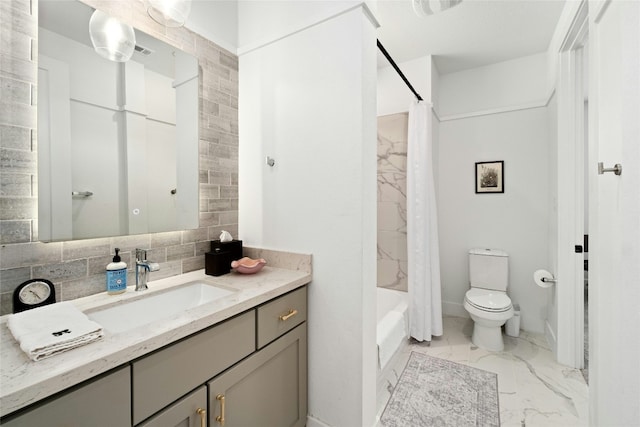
[210,239,243,262]
[205,249,231,276]
[205,240,243,277]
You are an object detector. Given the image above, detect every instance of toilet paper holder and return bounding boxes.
[533,269,557,288]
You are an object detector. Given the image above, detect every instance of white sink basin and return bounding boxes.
[87,282,234,333]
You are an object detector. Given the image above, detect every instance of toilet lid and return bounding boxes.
[465,288,512,312]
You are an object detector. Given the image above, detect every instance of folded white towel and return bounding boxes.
[7,301,103,361]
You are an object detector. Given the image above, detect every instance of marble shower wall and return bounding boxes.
[0,0,238,315]
[377,113,408,292]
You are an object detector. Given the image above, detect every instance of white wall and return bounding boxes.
[437,54,552,333]
[238,5,378,427]
[438,53,549,117]
[438,108,550,332]
[237,0,377,54]
[377,56,431,116]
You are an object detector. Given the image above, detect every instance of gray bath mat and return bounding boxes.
[380,352,500,427]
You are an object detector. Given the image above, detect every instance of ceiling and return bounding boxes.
[376,0,566,74]
[39,0,565,76]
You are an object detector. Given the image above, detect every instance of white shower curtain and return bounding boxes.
[407,100,443,342]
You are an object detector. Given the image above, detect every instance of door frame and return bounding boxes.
[555,0,588,368]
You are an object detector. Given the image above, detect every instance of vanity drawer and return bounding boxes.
[1,366,131,427]
[257,286,307,349]
[132,311,255,425]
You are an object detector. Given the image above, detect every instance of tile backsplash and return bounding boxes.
[0,0,239,315]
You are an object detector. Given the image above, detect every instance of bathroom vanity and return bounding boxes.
[0,258,310,427]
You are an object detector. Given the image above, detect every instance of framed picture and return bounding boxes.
[475,161,504,194]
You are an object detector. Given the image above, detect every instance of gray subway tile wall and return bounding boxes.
[0,0,239,315]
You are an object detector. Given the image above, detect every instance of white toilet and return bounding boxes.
[463,248,514,351]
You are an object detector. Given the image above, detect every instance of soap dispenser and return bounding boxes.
[106,248,127,295]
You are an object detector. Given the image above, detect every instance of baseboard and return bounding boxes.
[545,319,557,355]
[442,300,469,318]
[307,415,332,427]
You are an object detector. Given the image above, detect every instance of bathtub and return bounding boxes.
[376,287,409,372]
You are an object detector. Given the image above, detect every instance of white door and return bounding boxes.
[37,55,73,241]
[588,0,640,424]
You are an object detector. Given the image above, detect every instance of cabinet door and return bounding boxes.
[133,311,255,424]
[208,324,307,427]
[138,386,207,427]
[1,366,131,427]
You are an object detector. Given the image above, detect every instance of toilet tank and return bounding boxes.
[469,248,509,291]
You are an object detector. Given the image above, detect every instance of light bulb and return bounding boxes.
[89,10,136,62]
[146,0,192,28]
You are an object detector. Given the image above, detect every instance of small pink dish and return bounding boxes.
[231,257,267,274]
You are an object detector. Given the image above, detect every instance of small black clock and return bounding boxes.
[13,279,57,313]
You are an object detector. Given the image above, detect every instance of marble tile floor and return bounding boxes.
[376,316,589,427]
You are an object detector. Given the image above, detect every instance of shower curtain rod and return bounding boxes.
[377,39,424,102]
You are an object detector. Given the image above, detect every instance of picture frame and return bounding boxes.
[475,161,504,194]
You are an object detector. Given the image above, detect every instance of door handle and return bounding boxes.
[598,162,622,175]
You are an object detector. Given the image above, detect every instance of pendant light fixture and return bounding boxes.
[89,10,136,62]
[145,0,192,28]
[412,0,463,16]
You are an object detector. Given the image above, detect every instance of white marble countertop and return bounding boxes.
[0,265,311,417]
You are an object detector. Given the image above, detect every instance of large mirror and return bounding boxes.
[37,0,199,242]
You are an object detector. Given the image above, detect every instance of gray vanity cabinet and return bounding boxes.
[2,285,308,427]
[132,311,255,425]
[134,286,307,426]
[1,366,131,427]
[138,387,207,427]
[208,324,307,427]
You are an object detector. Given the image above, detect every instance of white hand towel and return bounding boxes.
[7,301,104,361]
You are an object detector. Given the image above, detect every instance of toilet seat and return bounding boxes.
[465,288,512,313]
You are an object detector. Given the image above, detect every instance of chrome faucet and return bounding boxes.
[135,249,160,291]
